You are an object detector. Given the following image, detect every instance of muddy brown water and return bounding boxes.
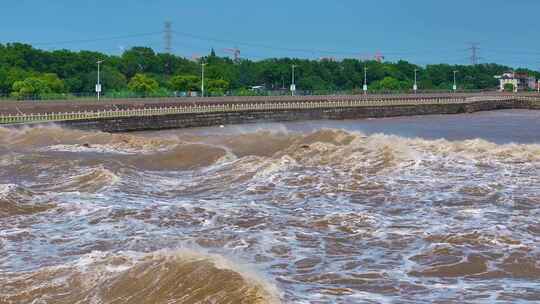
[1,109,539,303]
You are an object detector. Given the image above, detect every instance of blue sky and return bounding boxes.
[2,0,539,68]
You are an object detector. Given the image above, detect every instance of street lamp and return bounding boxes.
[291,64,297,96]
[201,62,207,97]
[453,70,458,92]
[363,66,368,95]
[413,69,418,93]
[96,60,104,100]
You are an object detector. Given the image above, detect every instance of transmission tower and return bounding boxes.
[468,43,480,65]
[224,47,241,63]
[164,21,172,54]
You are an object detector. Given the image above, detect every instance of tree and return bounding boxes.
[372,77,402,91]
[40,73,66,92]
[11,78,49,99]
[0,67,32,94]
[1,42,537,97]
[10,73,65,99]
[100,66,127,92]
[169,75,199,92]
[79,66,127,94]
[121,47,158,78]
[299,75,328,91]
[128,74,159,96]
[207,79,229,96]
[0,67,8,95]
[503,83,515,92]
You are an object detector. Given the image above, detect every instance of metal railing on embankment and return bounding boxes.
[0,95,536,126]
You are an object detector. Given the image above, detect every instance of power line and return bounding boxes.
[16,29,540,68]
[30,32,164,46]
[172,30,478,57]
[20,28,480,62]
[171,30,356,56]
[172,30,420,57]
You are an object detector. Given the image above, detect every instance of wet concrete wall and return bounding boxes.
[56,99,535,133]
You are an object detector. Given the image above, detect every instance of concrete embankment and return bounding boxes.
[59,102,520,132]
[1,93,538,132]
[0,93,511,115]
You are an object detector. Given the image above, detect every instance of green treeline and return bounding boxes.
[0,43,537,99]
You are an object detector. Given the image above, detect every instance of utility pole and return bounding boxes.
[96,60,104,100]
[453,70,458,92]
[164,21,172,54]
[413,69,418,93]
[469,43,480,65]
[363,66,368,95]
[291,64,297,96]
[201,62,207,97]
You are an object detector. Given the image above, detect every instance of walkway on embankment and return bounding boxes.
[1,93,539,132]
[0,93,526,115]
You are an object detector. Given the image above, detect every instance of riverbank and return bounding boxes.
[0,93,520,115]
[1,93,539,132]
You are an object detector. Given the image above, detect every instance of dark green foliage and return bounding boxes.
[504,83,515,92]
[207,79,230,96]
[0,42,538,98]
[371,77,406,91]
[121,47,159,78]
[11,73,66,99]
[127,74,159,96]
[169,75,199,92]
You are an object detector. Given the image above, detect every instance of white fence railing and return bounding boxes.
[0,96,535,125]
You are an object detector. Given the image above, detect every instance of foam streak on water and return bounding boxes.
[1,111,540,303]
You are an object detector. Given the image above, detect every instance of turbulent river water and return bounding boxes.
[1,109,539,304]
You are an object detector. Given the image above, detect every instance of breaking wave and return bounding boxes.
[2,126,540,170]
[2,118,540,303]
[31,166,120,193]
[0,250,280,304]
[0,126,178,154]
[0,184,55,217]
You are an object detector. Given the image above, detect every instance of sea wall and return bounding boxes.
[56,98,535,133]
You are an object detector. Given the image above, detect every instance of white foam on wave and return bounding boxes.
[0,184,17,197]
[253,155,298,180]
[68,248,282,303]
[36,166,121,196]
[4,127,540,303]
[42,143,175,155]
[220,123,291,136]
[0,153,22,167]
[56,200,111,218]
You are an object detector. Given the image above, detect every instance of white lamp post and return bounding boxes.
[453,70,458,92]
[201,62,207,97]
[291,64,297,96]
[413,69,418,93]
[363,66,368,95]
[96,60,104,100]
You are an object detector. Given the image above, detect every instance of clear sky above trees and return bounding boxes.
[1,0,539,68]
